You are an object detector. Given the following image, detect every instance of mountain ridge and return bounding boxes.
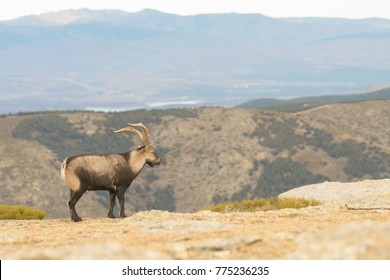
[237,86,390,111]
[5,9,390,27]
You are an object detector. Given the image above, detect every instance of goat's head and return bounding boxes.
[113,123,161,167]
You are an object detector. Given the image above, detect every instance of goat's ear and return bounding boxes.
[137,145,147,152]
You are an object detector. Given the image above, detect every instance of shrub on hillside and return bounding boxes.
[0,204,46,220]
[254,157,328,197]
[202,197,321,213]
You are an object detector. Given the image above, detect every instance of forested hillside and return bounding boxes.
[1,100,389,218]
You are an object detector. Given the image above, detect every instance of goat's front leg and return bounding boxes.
[116,187,127,218]
[107,190,116,218]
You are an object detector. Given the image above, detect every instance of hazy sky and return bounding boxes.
[1,0,390,21]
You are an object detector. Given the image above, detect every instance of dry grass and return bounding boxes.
[202,197,321,213]
[0,204,46,220]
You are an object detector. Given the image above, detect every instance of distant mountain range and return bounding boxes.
[1,9,390,114]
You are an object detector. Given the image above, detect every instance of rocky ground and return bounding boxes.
[1,179,390,260]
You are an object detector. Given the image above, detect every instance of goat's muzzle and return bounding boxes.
[148,157,161,167]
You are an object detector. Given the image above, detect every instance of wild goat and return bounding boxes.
[61,123,161,222]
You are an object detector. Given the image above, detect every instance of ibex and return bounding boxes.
[61,123,161,222]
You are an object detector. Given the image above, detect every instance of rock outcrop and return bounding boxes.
[279,179,390,209]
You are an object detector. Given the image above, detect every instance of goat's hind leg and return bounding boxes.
[68,187,86,222]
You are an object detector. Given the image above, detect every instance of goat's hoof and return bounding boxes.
[108,215,116,219]
[72,216,82,222]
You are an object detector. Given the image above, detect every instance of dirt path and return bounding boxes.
[1,204,390,260]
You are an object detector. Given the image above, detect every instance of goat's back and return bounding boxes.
[62,153,135,191]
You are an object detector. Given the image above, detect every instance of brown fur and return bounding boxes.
[61,123,160,222]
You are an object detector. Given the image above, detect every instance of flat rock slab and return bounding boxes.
[120,210,235,233]
[1,205,390,260]
[2,179,390,260]
[280,179,390,209]
[287,221,390,259]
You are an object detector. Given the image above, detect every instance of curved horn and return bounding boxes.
[112,126,143,144]
[128,123,151,146]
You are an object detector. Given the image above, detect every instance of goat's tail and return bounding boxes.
[61,158,68,181]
